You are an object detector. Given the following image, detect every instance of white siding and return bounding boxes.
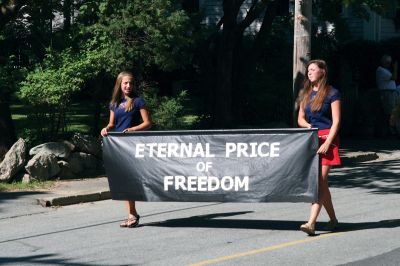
[345,17,364,39]
[363,12,381,41]
[341,5,400,41]
[380,17,400,40]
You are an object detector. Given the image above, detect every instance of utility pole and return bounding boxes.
[292,0,312,126]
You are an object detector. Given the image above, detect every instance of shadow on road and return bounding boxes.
[145,212,400,233]
[0,191,48,200]
[0,191,49,215]
[341,138,400,153]
[330,159,400,194]
[0,253,130,266]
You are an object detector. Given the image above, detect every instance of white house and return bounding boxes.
[343,5,400,41]
[197,0,400,41]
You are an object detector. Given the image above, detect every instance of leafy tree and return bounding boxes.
[77,0,193,76]
[19,49,86,138]
[0,0,78,152]
[141,85,188,130]
[0,63,17,159]
[76,0,194,132]
[0,0,22,158]
[17,0,194,139]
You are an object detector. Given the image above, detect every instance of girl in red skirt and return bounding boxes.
[297,59,341,235]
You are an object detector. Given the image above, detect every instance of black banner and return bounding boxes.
[103,129,319,203]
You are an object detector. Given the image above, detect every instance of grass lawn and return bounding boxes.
[10,100,109,140]
[11,98,200,143]
[0,180,55,192]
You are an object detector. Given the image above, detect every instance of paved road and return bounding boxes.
[1,157,399,265]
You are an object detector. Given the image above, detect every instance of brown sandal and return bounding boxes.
[120,215,140,228]
[300,223,315,236]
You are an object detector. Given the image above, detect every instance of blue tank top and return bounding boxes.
[304,87,340,129]
[109,97,146,132]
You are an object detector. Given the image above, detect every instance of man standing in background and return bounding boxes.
[376,54,400,135]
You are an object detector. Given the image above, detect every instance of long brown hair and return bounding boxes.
[298,59,331,112]
[110,71,135,112]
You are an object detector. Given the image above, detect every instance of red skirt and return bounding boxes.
[318,129,341,166]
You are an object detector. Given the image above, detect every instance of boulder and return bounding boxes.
[0,138,27,182]
[71,133,102,157]
[29,141,74,159]
[68,152,100,176]
[68,152,84,174]
[21,173,32,184]
[25,151,60,180]
[57,160,76,179]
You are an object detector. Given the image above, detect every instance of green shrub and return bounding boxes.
[141,84,188,130]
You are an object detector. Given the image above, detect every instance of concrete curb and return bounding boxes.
[341,152,379,164]
[38,190,111,207]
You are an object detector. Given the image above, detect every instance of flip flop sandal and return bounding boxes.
[120,215,140,228]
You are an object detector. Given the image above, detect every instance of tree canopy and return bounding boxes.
[0,0,399,149]
[4,0,194,140]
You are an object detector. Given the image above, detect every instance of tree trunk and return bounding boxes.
[213,1,243,128]
[0,100,16,159]
[233,1,280,124]
[292,0,312,126]
[90,73,109,136]
[63,0,72,32]
[214,32,235,127]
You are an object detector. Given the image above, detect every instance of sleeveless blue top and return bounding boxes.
[304,87,340,129]
[109,97,146,132]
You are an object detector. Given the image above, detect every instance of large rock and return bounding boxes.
[68,152,100,176]
[0,138,27,182]
[68,152,84,174]
[25,151,60,180]
[29,141,74,159]
[57,160,76,179]
[71,133,102,157]
[21,173,32,184]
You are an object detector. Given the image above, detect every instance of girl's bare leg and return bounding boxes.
[307,165,336,226]
[127,200,138,218]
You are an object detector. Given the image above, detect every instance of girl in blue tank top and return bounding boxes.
[297,60,341,236]
[101,71,152,228]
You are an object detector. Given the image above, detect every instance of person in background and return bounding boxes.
[101,71,152,228]
[376,54,400,135]
[376,54,400,92]
[297,59,341,236]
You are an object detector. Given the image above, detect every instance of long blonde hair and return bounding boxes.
[110,71,136,112]
[298,59,331,112]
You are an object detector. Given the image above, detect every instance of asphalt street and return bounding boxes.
[1,151,400,265]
